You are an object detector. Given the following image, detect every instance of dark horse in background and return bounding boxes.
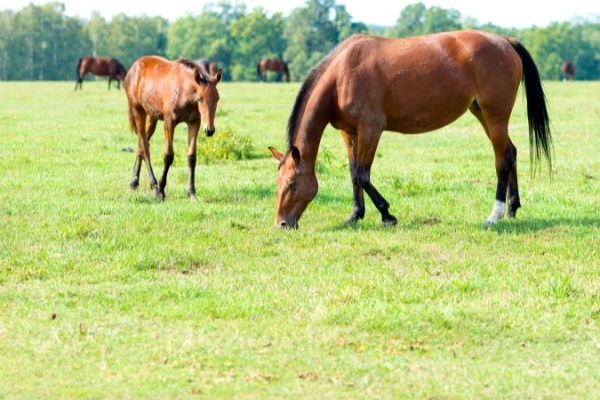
[561,60,575,81]
[257,58,290,82]
[194,59,220,77]
[269,31,552,229]
[75,56,127,90]
[125,56,222,200]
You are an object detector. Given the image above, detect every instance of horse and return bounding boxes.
[561,60,575,81]
[268,30,552,229]
[75,56,127,90]
[194,58,220,77]
[257,58,290,82]
[124,56,222,200]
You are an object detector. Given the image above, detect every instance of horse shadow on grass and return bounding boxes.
[330,215,600,234]
[487,216,600,234]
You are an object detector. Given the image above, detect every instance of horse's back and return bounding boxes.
[331,31,523,133]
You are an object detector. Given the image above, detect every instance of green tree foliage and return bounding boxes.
[229,9,286,81]
[283,0,368,81]
[389,1,462,37]
[0,1,599,81]
[167,12,233,79]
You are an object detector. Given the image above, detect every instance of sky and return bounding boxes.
[3,0,600,28]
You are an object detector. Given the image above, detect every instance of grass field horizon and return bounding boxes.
[1,80,599,398]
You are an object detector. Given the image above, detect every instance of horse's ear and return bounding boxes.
[268,146,284,161]
[290,146,301,162]
[213,69,222,84]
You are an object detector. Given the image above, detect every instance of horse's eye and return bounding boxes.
[289,180,297,191]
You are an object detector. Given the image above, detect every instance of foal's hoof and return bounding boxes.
[129,179,139,190]
[154,190,165,201]
[382,215,398,226]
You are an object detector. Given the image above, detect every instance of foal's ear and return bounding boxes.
[268,146,284,161]
[212,69,222,84]
[194,69,208,85]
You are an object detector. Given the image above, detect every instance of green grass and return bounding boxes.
[1,80,599,399]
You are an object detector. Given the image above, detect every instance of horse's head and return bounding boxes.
[269,146,318,229]
[195,69,222,136]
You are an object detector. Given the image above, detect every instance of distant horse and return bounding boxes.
[561,60,575,81]
[75,56,127,90]
[124,56,222,200]
[257,58,290,82]
[269,31,552,229]
[194,58,220,77]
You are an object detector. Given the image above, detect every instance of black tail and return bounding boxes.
[508,39,553,172]
[76,57,83,79]
[256,62,261,77]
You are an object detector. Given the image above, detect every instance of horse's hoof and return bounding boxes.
[346,211,364,224]
[129,179,139,190]
[484,219,498,227]
[382,215,398,226]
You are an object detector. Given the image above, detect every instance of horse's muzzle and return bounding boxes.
[277,219,298,230]
[205,127,215,137]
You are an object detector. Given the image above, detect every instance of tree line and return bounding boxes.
[0,1,599,82]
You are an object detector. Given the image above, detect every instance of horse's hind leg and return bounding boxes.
[470,102,520,224]
[340,130,365,223]
[132,109,159,195]
[355,123,397,226]
[157,118,175,200]
[131,116,157,190]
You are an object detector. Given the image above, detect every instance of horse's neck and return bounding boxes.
[292,83,334,167]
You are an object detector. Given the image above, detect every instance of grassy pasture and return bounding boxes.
[0,80,599,398]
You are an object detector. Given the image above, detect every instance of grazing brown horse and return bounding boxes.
[124,56,222,199]
[194,59,220,77]
[257,58,290,82]
[561,60,575,81]
[269,30,552,229]
[75,56,127,90]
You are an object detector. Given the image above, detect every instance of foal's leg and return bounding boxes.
[130,116,157,190]
[186,120,201,199]
[355,124,397,225]
[340,130,365,223]
[133,109,159,195]
[157,118,175,200]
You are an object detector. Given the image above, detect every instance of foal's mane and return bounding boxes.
[286,46,339,149]
[176,58,209,83]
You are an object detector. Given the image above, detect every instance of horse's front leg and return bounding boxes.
[186,120,201,199]
[340,130,365,223]
[355,124,397,226]
[157,119,175,200]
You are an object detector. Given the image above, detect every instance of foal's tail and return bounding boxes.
[127,105,137,134]
[508,38,553,172]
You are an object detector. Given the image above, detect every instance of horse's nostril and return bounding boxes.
[279,221,287,228]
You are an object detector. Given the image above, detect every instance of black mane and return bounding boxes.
[286,48,338,149]
[176,58,208,83]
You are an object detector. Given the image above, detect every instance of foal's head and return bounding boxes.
[269,146,318,229]
[191,66,222,136]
